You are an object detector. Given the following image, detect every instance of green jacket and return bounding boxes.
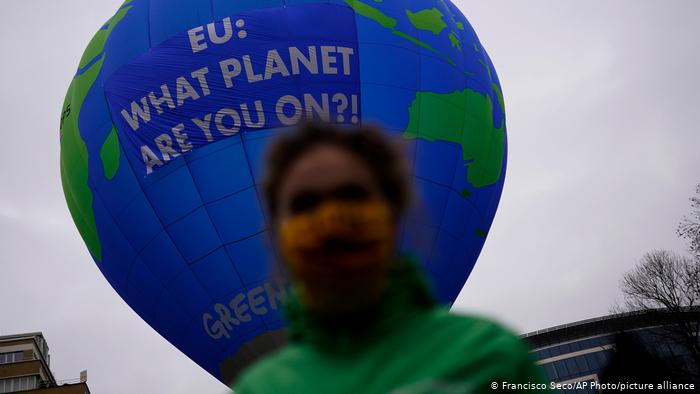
[233,258,549,393]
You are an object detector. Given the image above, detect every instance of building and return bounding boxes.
[522,308,700,393]
[0,333,90,394]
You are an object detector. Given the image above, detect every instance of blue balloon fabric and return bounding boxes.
[60,0,507,383]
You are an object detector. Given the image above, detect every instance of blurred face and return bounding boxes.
[274,144,397,312]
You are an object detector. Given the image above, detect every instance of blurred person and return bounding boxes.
[232,122,548,393]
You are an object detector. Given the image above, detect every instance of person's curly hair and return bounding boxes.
[263,122,412,218]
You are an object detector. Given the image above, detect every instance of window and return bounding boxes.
[569,341,582,352]
[575,355,590,373]
[554,360,570,380]
[0,352,23,364]
[550,343,568,358]
[595,350,608,366]
[585,353,600,371]
[565,358,579,376]
[560,343,572,355]
[549,346,562,358]
[0,376,38,393]
[543,363,558,380]
[579,338,593,349]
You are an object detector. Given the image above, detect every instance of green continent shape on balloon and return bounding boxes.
[345,0,397,29]
[344,0,456,66]
[404,6,464,53]
[477,58,506,114]
[405,8,446,35]
[449,32,461,51]
[60,3,131,261]
[491,82,505,114]
[100,127,121,180]
[404,89,505,189]
[61,65,103,261]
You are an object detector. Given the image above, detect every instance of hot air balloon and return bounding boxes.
[60,0,506,384]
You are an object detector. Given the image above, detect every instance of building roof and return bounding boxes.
[0,332,45,342]
[522,307,700,350]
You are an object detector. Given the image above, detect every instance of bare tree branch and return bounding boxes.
[618,249,700,377]
[677,183,700,260]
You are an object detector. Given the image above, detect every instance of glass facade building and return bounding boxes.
[522,308,699,393]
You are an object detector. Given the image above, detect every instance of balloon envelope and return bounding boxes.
[60,0,506,383]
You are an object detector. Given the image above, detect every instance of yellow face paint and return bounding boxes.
[278,200,396,310]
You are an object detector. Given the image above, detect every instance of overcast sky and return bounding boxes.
[1,1,699,393]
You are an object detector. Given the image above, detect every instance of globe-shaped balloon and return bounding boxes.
[60,0,506,383]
